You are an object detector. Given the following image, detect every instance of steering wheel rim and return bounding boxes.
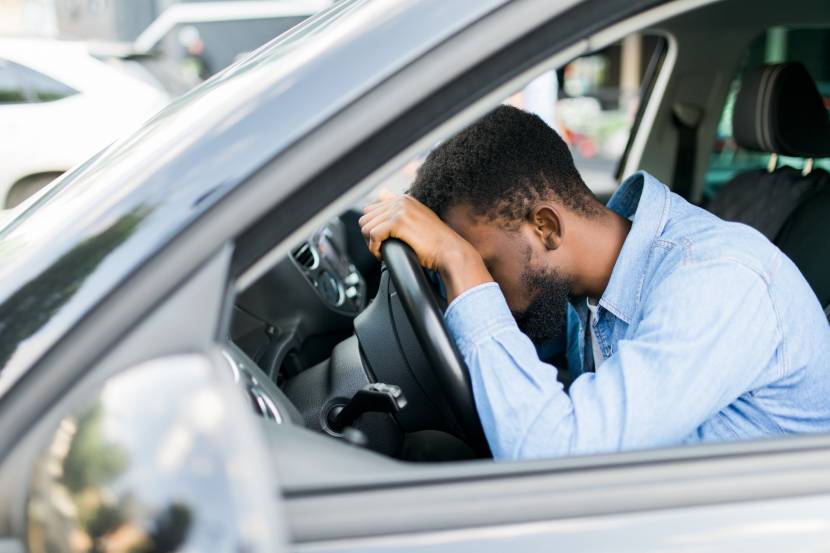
[381,239,489,453]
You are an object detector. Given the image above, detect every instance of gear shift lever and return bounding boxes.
[327,382,408,433]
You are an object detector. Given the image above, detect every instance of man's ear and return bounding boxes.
[530,205,563,251]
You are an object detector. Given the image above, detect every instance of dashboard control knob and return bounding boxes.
[317,270,344,306]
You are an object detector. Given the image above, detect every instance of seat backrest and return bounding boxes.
[708,62,830,316]
[707,165,813,240]
[774,173,830,312]
[709,62,830,241]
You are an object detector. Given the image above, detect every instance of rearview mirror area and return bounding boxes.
[23,354,285,553]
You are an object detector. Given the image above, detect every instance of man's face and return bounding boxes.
[444,204,572,343]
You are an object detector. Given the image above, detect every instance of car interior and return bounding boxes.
[220,0,830,504]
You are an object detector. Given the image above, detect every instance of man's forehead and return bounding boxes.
[444,204,519,254]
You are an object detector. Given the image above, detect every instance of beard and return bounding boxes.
[511,265,572,344]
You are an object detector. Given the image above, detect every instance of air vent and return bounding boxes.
[292,242,318,270]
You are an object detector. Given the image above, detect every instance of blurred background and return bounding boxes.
[0,0,331,211]
[0,0,735,210]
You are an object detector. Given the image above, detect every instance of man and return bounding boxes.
[359,105,830,460]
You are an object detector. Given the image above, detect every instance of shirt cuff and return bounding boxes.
[444,282,518,347]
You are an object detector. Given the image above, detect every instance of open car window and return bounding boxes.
[223,9,830,474]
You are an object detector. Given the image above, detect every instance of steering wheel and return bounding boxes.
[380,239,489,454]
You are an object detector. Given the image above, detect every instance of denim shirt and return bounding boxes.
[444,171,830,460]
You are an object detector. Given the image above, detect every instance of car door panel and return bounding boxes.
[296,494,830,553]
[284,436,830,543]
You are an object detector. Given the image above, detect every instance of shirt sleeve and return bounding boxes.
[444,262,782,460]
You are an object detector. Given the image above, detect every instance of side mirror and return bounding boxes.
[24,354,286,553]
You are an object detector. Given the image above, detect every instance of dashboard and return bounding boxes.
[231,217,369,385]
[221,341,303,426]
[227,216,476,461]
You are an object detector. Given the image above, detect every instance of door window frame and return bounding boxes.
[224,0,830,518]
[224,4,830,541]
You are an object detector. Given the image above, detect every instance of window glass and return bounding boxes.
[507,35,666,198]
[703,28,830,200]
[17,63,78,102]
[0,59,27,104]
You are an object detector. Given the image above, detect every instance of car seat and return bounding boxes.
[707,62,830,319]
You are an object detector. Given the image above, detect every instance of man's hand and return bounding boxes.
[359,189,493,302]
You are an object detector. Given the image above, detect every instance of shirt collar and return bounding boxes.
[598,171,672,324]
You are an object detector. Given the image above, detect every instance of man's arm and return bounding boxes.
[359,190,493,301]
[447,261,781,459]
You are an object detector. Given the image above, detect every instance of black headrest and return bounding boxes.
[732,62,830,158]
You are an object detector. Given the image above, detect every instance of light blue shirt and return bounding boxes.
[445,171,830,460]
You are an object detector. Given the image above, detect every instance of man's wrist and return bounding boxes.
[437,245,493,303]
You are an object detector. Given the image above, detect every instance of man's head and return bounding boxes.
[409,105,604,341]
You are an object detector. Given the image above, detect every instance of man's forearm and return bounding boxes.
[437,245,494,303]
[444,282,575,459]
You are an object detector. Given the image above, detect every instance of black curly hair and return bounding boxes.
[409,105,600,226]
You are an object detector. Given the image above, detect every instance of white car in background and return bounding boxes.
[0,38,170,208]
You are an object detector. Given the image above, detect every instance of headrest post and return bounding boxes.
[802,158,814,176]
[767,153,778,173]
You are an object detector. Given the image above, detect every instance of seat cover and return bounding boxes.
[707,166,813,240]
